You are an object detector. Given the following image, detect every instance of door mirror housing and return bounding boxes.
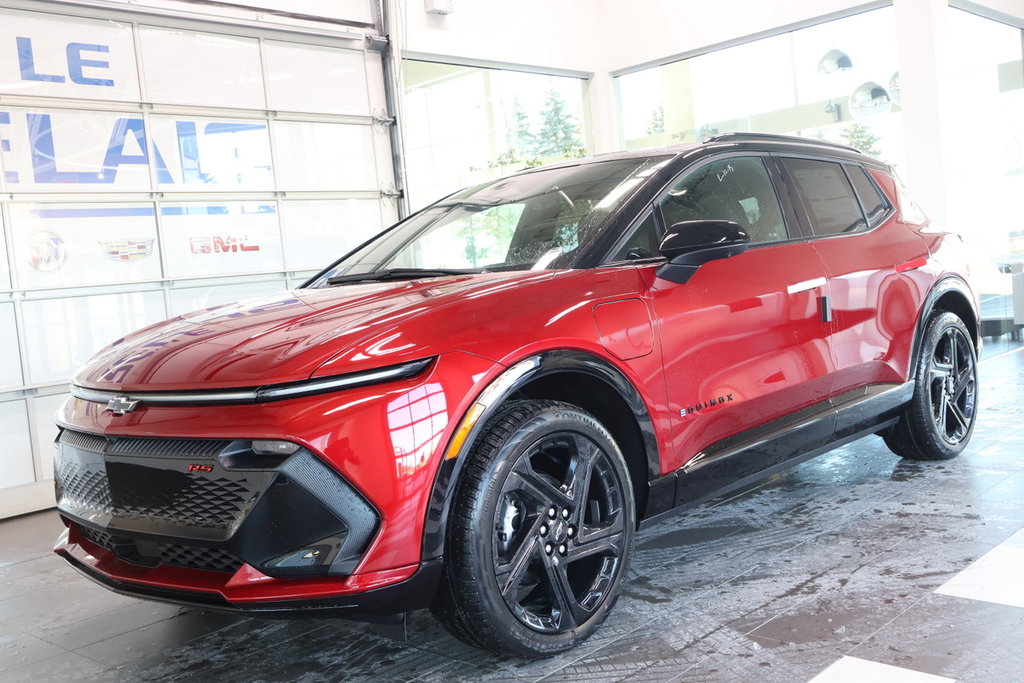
[656,220,751,284]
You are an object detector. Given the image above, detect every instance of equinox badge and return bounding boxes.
[106,395,140,415]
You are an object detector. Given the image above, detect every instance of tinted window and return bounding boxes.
[782,158,866,236]
[847,165,890,227]
[660,157,787,244]
[611,212,660,261]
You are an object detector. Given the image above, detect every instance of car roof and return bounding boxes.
[512,132,885,177]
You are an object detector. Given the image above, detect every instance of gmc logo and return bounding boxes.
[189,236,261,254]
[186,463,214,473]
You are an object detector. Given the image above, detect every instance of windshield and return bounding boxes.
[309,156,669,285]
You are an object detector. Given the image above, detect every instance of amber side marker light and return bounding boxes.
[445,403,485,460]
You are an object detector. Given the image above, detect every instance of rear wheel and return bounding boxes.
[432,399,635,658]
[884,311,978,460]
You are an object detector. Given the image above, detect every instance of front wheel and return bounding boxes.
[884,311,978,460]
[432,399,635,658]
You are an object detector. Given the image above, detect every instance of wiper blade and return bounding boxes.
[327,268,482,285]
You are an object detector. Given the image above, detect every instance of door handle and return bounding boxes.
[786,277,826,295]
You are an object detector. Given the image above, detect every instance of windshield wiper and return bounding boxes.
[327,267,482,286]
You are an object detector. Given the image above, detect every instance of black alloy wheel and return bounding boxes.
[927,323,977,445]
[884,311,978,460]
[433,399,635,658]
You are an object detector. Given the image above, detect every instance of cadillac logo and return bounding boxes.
[107,395,140,415]
[99,239,155,262]
[27,231,67,271]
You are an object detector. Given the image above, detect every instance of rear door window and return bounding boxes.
[780,158,866,236]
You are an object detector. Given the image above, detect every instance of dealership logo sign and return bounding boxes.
[99,239,154,262]
[189,236,261,254]
[27,231,67,271]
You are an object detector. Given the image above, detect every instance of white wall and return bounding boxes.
[396,0,602,75]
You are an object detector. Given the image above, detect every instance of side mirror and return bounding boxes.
[655,220,750,284]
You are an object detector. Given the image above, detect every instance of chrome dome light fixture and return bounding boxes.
[849,81,892,118]
[817,49,853,74]
[889,72,902,106]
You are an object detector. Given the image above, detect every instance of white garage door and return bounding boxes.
[0,1,399,517]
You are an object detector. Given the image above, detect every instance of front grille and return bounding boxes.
[107,436,230,459]
[60,429,230,459]
[56,458,114,514]
[111,474,254,529]
[77,524,243,574]
[55,430,270,536]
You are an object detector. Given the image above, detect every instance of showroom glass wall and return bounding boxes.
[946,8,1024,328]
[401,60,587,209]
[614,3,1023,332]
[0,5,398,516]
[616,7,905,171]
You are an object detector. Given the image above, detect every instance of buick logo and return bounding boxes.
[107,395,140,415]
[27,231,67,271]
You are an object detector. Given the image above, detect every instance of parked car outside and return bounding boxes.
[53,133,979,657]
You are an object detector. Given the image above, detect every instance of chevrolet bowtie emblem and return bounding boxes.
[107,395,140,415]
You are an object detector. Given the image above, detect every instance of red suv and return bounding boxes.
[53,133,979,657]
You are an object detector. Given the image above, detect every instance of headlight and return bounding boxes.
[70,357,433,409]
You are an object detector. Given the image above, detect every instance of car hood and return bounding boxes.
[74,271,552,392]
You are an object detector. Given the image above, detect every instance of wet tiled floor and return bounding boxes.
[3,342,1023,682]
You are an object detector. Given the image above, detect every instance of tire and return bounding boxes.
[432,399,635,658]
[884,311,978,460]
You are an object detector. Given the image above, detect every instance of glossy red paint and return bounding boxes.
[59,350,498,578]
[53,137,979,622]
[61,526,419,602]
[649,241,836,472]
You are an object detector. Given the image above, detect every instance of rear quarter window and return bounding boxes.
[781,158,866,236]
[846,165,891,227]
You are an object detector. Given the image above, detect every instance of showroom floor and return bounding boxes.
[3,339,1024,682]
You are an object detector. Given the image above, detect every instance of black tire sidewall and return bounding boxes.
[451,402,635,657]
[909,311,978,459]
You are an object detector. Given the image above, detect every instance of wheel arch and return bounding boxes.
[910,275,980,378]
[421,350,660,563]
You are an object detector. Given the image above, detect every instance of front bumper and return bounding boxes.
[56,529,442,620]
[52,350,499,613]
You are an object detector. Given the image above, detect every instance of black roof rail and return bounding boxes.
[703,131,862,154]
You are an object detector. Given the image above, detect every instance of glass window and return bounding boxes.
[611,213,661,262]
[846,165,889,226]
[273,121,376,191]
[9,203,160,290]
[281,199,383,271]
[615,7,904,173]
[0,303,23,389]
[160,202,283,279]
[781,158,865,236]
[402,61,587,209]
[389,204,525,270]
[0,400,34,488]
[150,115,274,191]
[22,291,166,384]
[264,42,369,115]
[660,156,787,244]
[0,108,154,192]
[0,212,10,290]
[168,279,286,317]
[0,8,140,102]
[946,9,1024,330]
[139,27,264,109]
[322,157,669,279]
[33,392,67,480]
